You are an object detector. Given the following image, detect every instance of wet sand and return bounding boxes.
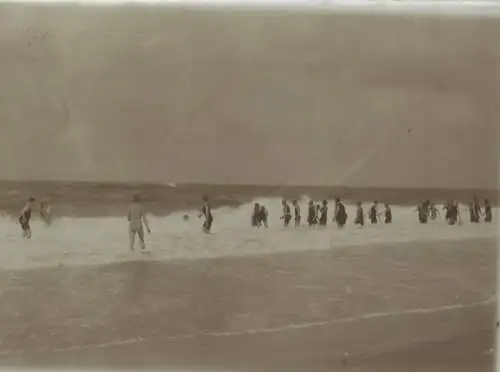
[0,237,496,371]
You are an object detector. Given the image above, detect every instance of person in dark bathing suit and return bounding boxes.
[417,201,428,224]
[444,201,452,223]
[354,201,364,227]
[292,200,301,227]
[319,200,328,226]
[281,199,292,227]
[444,200,459,225]
[199,195,213,233]
[251,203,261,227]
[259,205,269,228]
[334,198,347,228]
[484,199,492,222]
[369,201,379,224]
[384,203,392,224]
[19,197,35,239]
[307,200,317,227]
[471,197,481,223]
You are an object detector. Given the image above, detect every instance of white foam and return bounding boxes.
[0,198,497,271]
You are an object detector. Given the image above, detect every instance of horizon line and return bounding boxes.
[0,179,497,191]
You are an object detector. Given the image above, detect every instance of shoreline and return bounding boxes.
[0,236,495,274]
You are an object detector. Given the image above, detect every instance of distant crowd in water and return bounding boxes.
[13,194,494,252]
[250,197,493,229]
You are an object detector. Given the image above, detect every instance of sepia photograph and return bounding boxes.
[0,1,498,371]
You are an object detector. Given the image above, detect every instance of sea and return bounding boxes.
[0,180,497,271]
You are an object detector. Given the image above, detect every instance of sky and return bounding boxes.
[0,4,498,187]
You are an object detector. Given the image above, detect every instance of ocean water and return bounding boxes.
[0,197,497,271]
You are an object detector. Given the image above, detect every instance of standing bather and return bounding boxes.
[19,197,36,239]
[384,203,392,224]
[354,201,364,227]
[251,203,261,227]
[369,201,379,225]
[292,200,301,227]
[334,198,347,228]
[259,204,269,228]
[444,200,459,225]
[307,200,317,227]
[281,199,292,227]
[471,197,481,223]
[417,201,428,224]
[199,195,214,233]
[319,200,328,226]
[484,199,492,222]
[128,194,151,250]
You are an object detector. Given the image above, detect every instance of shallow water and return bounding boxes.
[0,197,497,271]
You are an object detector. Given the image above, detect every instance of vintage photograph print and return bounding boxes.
[0,2,498,372]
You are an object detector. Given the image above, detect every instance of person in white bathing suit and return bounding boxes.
[127,194,151,251]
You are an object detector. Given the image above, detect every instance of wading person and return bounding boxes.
[199,195,214,233]
[369,201,379,225]
[281,199,292,227]
[334,198,347,228]
[128,194,151,251]
[384,203,392,224]
[484,199,492,223]
[292,200,301,227]
[251,203,261,228]
[19,197,35,239]
[354,201,364,227]
[319,200,328,226]
[259,204,269,228]
[307,200,317,227]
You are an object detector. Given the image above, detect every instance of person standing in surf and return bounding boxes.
[444,200,460,225]
[259,204,269,228]
[199,195,214,233]
[128,194,151,251]
[369,201,379,224]
[334,198,347,228]
[471,197,481,223]
[252,204,268,228]
[354,201,364,227]
[281,199,292,227]
[319,200,328,226]
[19,197,35,239]
[292,200,301,227]
[307,200,317,227]
[417,201,428,224]
[384,203,392,224]
[251,203,261,228]
[484,199,492,223]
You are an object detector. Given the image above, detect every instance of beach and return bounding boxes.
[0,3,498,370]
[0,239,496,371]
[0,185,497,371]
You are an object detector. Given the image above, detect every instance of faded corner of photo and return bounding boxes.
[0,1,498,372]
